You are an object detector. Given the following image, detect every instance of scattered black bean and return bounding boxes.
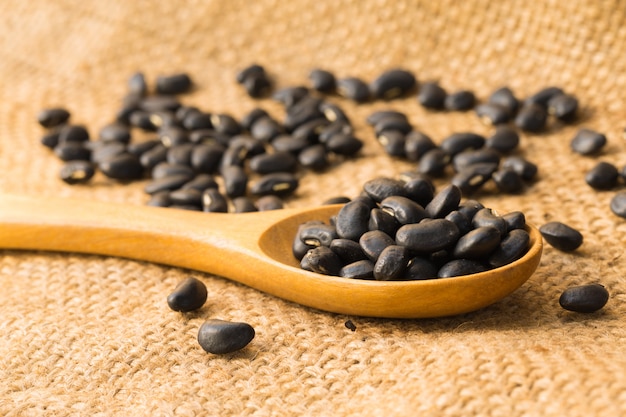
[417,81,447,110]
[337,77,370,102]
[570,128,607,155]
[156,73,192,95]
[525,86,564,108]
[472,208,507,237]
[59,160,95,184]
[363,177,406,202]
[202,188,229,212]
[197,319,255,354]
[404,257,439,280]
[547,93,579,122]
[308,68,336,93]
[488,87,519,115]
[559,283,609,313]
[610,191,626,219]
[370,69,417,100]
[444,90,476,111]
[58,124,90,143]
[585,161,619,190]
[514,103,547,132]
[54,141,91,161]
[539,221,583,252]
[501,156,538,181]
[344,319,357,331]
[485,125,519,154]
[167,277,208,312]
[37,107,71,128]
[492,169,525,193]
[440,132,485,157]
[99,152,144,180]
[418,148,450,177]
[475,103,511,125]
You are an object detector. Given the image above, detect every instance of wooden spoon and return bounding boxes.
[0,194,542,318]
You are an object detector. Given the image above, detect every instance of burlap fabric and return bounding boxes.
[1,1,625,415]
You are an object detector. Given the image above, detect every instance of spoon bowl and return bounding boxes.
[0,194,542,318]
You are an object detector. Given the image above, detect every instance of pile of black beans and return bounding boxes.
[293,177,530,280]
[37,70,365,212]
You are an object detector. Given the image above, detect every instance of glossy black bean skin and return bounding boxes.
[211,113,242,136]
[152,162,194,180]
[359,230,395,262]
[452,148,501,173]
[283,96,324,132]
[396,219,460,252]
[368,208,401,237]
[159,126,190,148]
[488,228,530,268]
[371,69,417,100]
[418,148,450,177]
[40,128,61,149]
[271,134,310,155]
[301,246,343,276]
[418,82,447,110]
[232,197,258,213]
[272,86,309,107]
[250,172,299,196]
[374,116,413,136]
[539,221,583,251]
[59,160,95,184]
[437,259,486,278]
[139,144,168,170]
[298,144,329,170]
[440,132,485,157]
[404,130,437,161]
[147,191,172,207]
[374,245,410,280]
[156,73,192,95]
[320,102,349,124]
[452,226,501,259]
[127,138,160,158]
[242,72,272,98]
[404,257,439,280]
[181,174,218,192]
[90,141,128,165]
[514,103,547,132]
[140,96,182,113]
[559,284,609,313]
[169,188,203,207]
[570,128,607,155]
[425,184,462,218]
[340,260,375,279]
[54,142,91,161]
[501,156,538,181]
[402,176,435,207]
[451,162,498,195]
[330,238,368,264]
[475,103,511,125]
[221,165,248,198]
[445,210,472,236]
[202,188,229,213]
[325,133,363,156]
[486,125,519,154]
[547,93,578,122]
[291,118,329,143]
[380,196,427,225]
[197,319,255,354]
[237,64,269,85]
[363,177,406,202]
[323,196,352,205]
[166,143,194,166]
[191,143,225,173]
[300,223,338,248]
[37,107,71,128]
[99,153,144,180]
[127,72,147,96]
[472,208,507,237]
[182,111,213,131]
[337,77,370,102]
[611,191,626,219]
[144,174,195,194]
[444,90,476,111]
[377,130,406,157]
[526,86,564,108]
[58,125,90,143]
[502,211,526,232]
[167,277,208,312]
[241,108,270,131]
[457,199,484,221]
[292,221,324,260]
[308,68,336,93]
[488,87,519,115]
[218,141,249,168]
[250,117,283,142]
[249,151,298,174]
[256,195,284,211]
[366,110,409,126]
[585,161,619,190]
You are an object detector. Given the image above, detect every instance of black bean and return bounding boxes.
[487,228,530,268]
[438,259,487,278]
[127,72,147,96]
[221,165,248,198]
[440,132,485,157]
[292,221,324,260]
[502,211,526,232]
[255,195,284,211]
[359,230,395,262]
[283,96,324,132]
[417,81,447,110]
[190,143,225,173]
[37,107,71,128]
[525,86,564,108]
[54,142,91,161]
[298,144,329,170]
[308,68,336,93]
[425,184,462,218]
[189,129,228,146]
[337,77,370,102]
[418,148,450,177]
[330,238,368,264]
[58,125,90,143]
[249,151,298,174]
[249,117,282,143]
[501,156,538,181]
[169,188,203,207]
[323,196,352,205]
[585,161,619,190]
[241,108,270,131]
[291,118,329,143]
[369,208,401,237]
[229,135,266,158]
[250,172,298,196]
[547,93,579,122]
[539,221,583,252]
[610,191,626,219]
[140,95,182,113]
[198,319,255,354]
[380,196,427,225]
[402,175,435,207]
[202,188,229,213]
[444,90,477,112]
[404,130,437,161]
[457,199,484,221]
[127,139,160,157]
[340,260,375,279]
[370,69,417,100]
[236,63,268,85]
[620,164,626,183]
[210,113,242,136]
[300,223,338,248]
[445,210,472,236]
[363,177,406,202]
[167,277,207,312]
[147,191,171,207]
[156,73,192,95]
[301,246,343,276]
[59,160,95,184]
[272,86,309,107]
[144,174,195,195]
[514,103,547,132]
[488,87,519,115]
[132,110,174,131]
[570,128,607,155]
[40,128,62,149]
[396,219,460,252]
[452,148,501,172]
[319,102,350,124]
[182,111,213,132]
[485,125,520,154]
[99,152,144,180]
[366,110,408,126]
[242,72,273,98]
[472,208,507,237]
[374,116,413,136]
[335,200,371,240]
[159,126,189,147]
[181,174,218,192]
[475,103,511,125]
[559,284,609,313]
[152,162,194,180]
[325,133,363,156]
[492,169,525,193]
[404,257,439,280]
[231,196,258,213]
[452,226,501,259]
[90,141,127,165]
[374,245,410,280]
[139,144,168,170]
[377,130,407,157]
[166,143,194,166]
[220,143,249,168]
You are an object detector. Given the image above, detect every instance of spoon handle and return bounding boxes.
[0,193,285,274]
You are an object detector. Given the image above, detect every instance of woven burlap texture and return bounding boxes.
[1,1,626,416]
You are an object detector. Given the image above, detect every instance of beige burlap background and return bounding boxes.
[1,1,626,416]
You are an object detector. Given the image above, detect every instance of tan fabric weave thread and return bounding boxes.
[1,1,626,416]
